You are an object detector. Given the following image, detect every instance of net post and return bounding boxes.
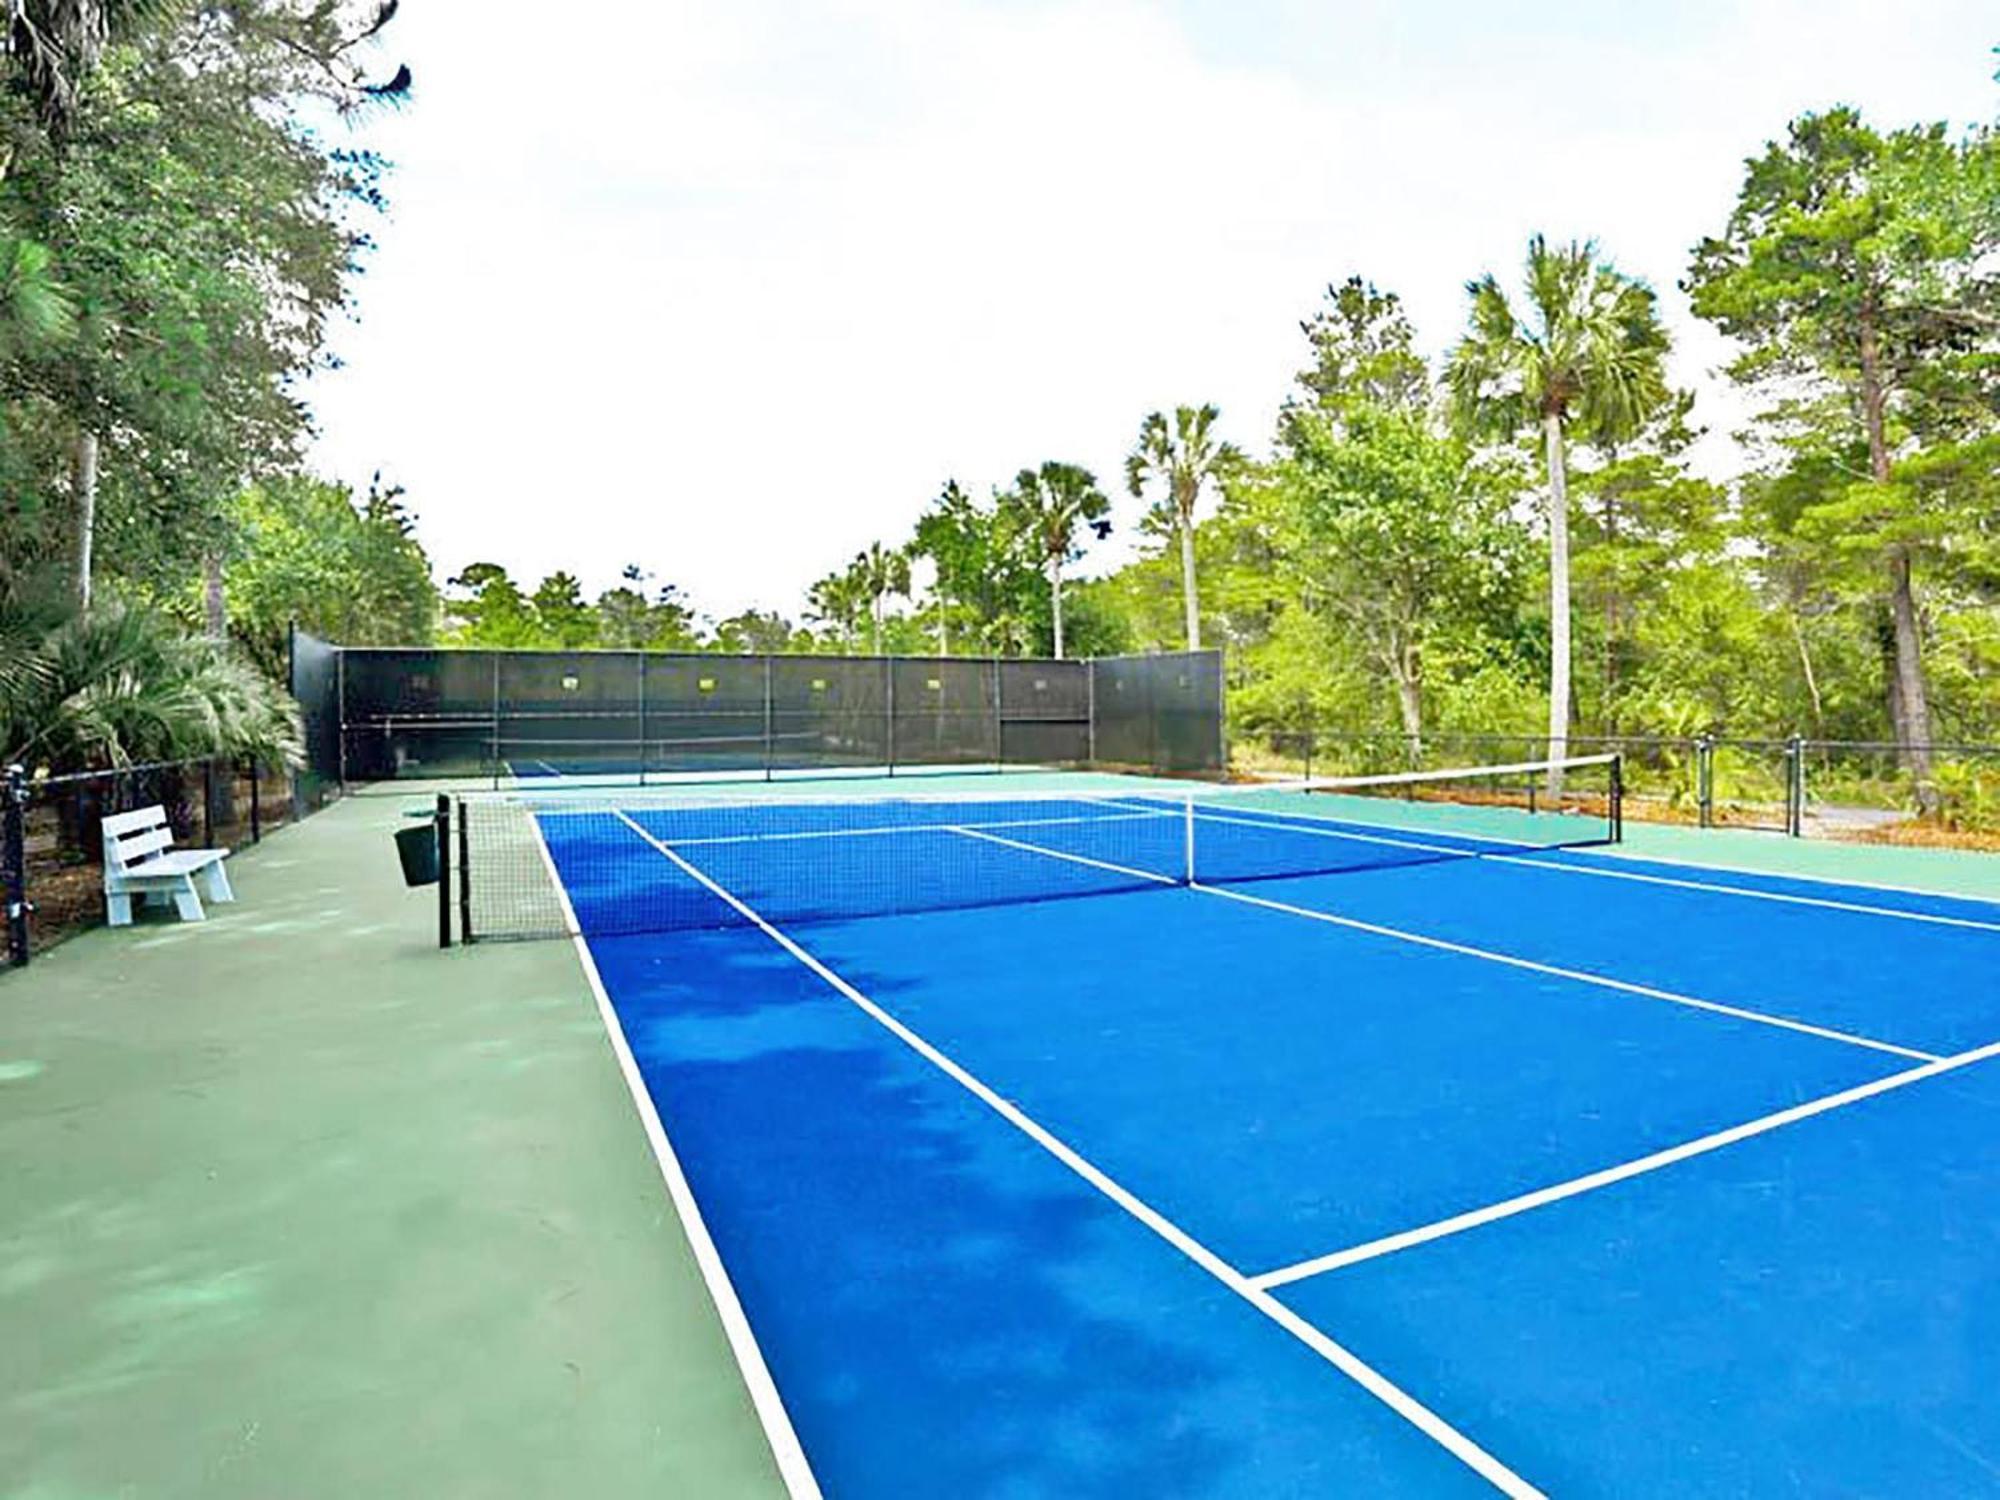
[4,765,28,968]
[1696,735,1714,828]
[1183,788,1196,886]
[1611,754,1625,844]
[992,656,1004,772]
[637,650,648,788]
[458,798,473,944]
[435,794,453,950]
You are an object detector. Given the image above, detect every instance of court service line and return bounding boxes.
[529,821,824,1500]
[953,827,1936,1064]
[615,811,1547,1500]
[1131,796,2000,935]
[1250,1034,2000,1291]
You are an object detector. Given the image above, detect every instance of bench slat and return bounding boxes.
[123,850,228,879]
[109,827,175,864]
[102,806,173,837]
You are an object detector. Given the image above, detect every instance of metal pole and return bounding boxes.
[1696,735,1714,829]
[886,657,897,777]
[458,802,473,944]
[490,655,502,790]
[336,651,348,790]
[436,794,453,950]
[763,655,775,783]
[1213,651,1227,779]
[993,656,1005,772]
[1787,734,1805,837]
[248,760,261,844]
[1086,659,1097,767]
[637,650,648,788]
[1612,754,1625,843]
[4,765,28,968]
[1183,789,1196,885]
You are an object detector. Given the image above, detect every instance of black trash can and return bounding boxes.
[395,819,440,887]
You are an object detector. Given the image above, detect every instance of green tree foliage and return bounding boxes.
[910,481,1046,654]
[222,473,437,678]
[1686,107,2000,801]
[0,588,300,772]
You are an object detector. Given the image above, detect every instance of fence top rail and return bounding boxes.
[1799,738,2000,755]
[1253,729,2000,756]
[333,644,1109,667]
[22,756,254,791]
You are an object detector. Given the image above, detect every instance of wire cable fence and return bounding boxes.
[1231,727,2000,849]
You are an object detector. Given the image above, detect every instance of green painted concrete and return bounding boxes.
[0,796,787,1500]
[1610,819,2000,902]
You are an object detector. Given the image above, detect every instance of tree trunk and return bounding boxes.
[1391,641,1422,757]
[1542,412,1572,799]
[1790,609,1824,737]
[1178,499,1201,651]
[202,552,227,639]
[1049,555,1065,660]
[1602,489,1620,734]
[72,427,99,611]
[1858,313,1937,810]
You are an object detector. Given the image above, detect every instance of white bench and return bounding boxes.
[102,805,234,926]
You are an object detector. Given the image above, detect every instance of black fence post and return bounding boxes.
[1696,735,1715,829]
[248,760,262,844]
[4,765,28,968]
[435,794,453,950]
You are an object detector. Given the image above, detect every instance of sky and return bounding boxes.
[305,0,1998,624]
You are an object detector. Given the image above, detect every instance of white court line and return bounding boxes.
[526,818,824,1499]
[1251,1034,2000,1291]
[956,827,1935,1063]
[614,810,1546,1500]
[1196,884,1937,1062]
[640,807,1170,849]
[1124,795,2000,934]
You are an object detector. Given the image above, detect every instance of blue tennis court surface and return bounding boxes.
[526,774,2000,1497]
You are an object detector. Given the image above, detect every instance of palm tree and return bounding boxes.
[5,0,170,145]
[1004,462,1109,659]
[1445,236,1669,795]
[806,568,867,650]
[852,542,910,654]
[1124,405,1242,651]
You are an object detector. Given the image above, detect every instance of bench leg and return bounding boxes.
[172,877,207,923]
[106,890,134,927]
[204,862,235,904]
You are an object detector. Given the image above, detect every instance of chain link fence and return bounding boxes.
[1231,725,2000,848]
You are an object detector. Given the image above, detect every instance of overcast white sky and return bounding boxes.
[305,0,1997,622]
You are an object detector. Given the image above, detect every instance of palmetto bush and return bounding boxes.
[1,581,302,775]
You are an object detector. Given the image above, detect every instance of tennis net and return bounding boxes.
[451,755,1622,943]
